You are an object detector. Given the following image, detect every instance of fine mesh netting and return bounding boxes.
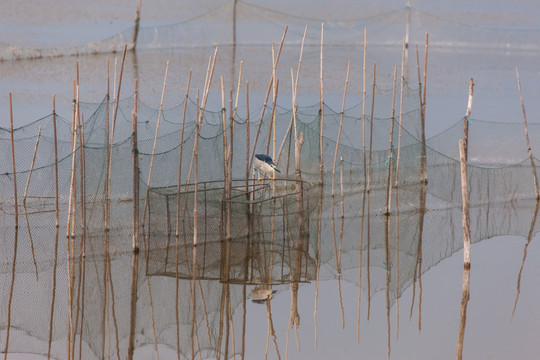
[0,77,539,359]
[3,2,540,61]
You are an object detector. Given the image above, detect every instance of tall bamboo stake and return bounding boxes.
[175,71,191,360]
[318,22,325,184]
[357,27,367,342]
[127,79,140,360]
[395,38,406,340]
[456,139,471,360]
[515,68,539,199]
[47,95,59,360]
[366,62,376,321]
[4,92,19,360]
[66,80,78,360]
[76,109,88,360]
[314,23,325,340]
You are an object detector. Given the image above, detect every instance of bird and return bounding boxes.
[253,154,280,181]
[250,287,277,303]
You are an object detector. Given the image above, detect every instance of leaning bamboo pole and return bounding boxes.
[4,93,19,360]
[331,61,350,198]
[249,27,287,171]
[22,125,42,281]
[515,68,539,199]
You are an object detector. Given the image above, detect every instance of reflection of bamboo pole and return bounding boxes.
[47,95,59,360]
[357,28,368,342]
[22,126,42,281]
[515,68,539,199]
[4,93,19,360]
[512,199,539,319]
[127,79,140,360]
[456,139,471,360]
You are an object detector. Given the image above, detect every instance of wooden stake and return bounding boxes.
[456,139,471,360]
[47,95,59,360]
[319,22,325,183]
[357,27,367,343]
[4,92,19,360]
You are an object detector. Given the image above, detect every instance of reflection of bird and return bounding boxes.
[253,154,281,181]
[251,287,277,303]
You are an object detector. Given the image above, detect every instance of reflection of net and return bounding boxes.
[3,3,540,61]
[1,89,539,359]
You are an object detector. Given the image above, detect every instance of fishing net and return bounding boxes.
[0,76,539,359]
[3,2,540,61]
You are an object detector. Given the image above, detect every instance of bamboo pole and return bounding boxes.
[66,80,78,360]
[47,95,59,360]
[101,57,111,360]
[456,139,471,360]
[314,24,325,339]
[22,126,42,281]
[245,81,250,188]
[175,71,191,360]
[395,38,406,340]
[318,22,325,184]
[331,61,350,198]
[366,62,376,321]
[4,93,19,360]
[127,79,140,360]
[515,68,539,199]
[131,0,142,50]
[357,27,367,342]
[76,109,88,360]
[249,27,287,171]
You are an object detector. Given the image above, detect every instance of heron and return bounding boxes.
[253,154,280,181]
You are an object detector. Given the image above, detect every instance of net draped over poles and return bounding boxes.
[0,82,539,358]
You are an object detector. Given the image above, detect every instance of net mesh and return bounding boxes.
[0,80,539,359]
[3,2,540,61]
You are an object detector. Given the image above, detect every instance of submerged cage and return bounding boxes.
[146,178,316,285]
